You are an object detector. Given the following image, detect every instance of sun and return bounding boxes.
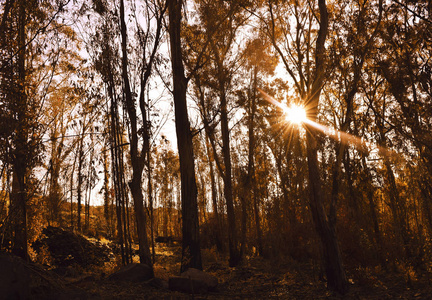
[285,105,307,125]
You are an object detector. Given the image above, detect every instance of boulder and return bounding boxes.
[168,276,208,294]
[0,254,31,300]
[146,277,169,289]
[181,268,218,291]
[108,263,153,282]
[0,253,81,300]
[169,268,218,294]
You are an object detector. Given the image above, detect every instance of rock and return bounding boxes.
[0,253,79,300]
[0,254,31,300]
[146,277,169,289]
[169,268,218,294]
[108,263,153,282]
[168,276,208,294]
[52,266,78,278]
[181,268,218,291]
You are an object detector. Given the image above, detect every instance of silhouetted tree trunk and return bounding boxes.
[109,90,131,265]
[168,0,202,272]
[305,0,349,294]
[70,149,77,228]
[206,137,223,252]
[248,68,263,256]
[84,141,93,231]
[361,154,386,267]
[219,90,241,266]
[9,0,29,261]
[119,0,152,268]
[76,131,84,232]
[147,141,156,263]
[102,141,113,238]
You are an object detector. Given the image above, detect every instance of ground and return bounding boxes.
[60,243,432,299]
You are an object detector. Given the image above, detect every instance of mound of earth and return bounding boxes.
[32,226,111,268]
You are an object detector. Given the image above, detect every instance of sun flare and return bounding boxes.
[285,105,307,125]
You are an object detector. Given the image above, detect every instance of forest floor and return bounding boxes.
[61,243,432,299]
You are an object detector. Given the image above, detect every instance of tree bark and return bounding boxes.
[206,137,223,252]
[147,142,156,263]
[168,0,202,272]
[76,135,84,232]
[220,91,241,266]
[304,0,349,294]
[10,0,28,261]
[119,0,152,268]
[248,68,263,256]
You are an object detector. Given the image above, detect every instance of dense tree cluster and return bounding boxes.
[1,0,431,294]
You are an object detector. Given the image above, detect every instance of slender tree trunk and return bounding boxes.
[198,171,207,224]
[248,68,263,256]
[147,143,156,263]
[361,155,385,267]
[420,179,432,236]
[76,137,84,233]
[306,132,349,293]
[206,138,223,252]
[119,0,152,268]
[304,0,348,294]
[86,140,94,231]
[239,192,247,257]
[220,90,240,267]
[11,172,27,260]
[70,150,77,228]
[168,0,202,272]
[10,0,28,261]
[375,108,412,260]
[384,158,412,258]
[103,143,112,238]
[122,169,132,263]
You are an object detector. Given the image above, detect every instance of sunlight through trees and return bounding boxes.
[1,0,432,297]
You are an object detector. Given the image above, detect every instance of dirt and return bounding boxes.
[59,244,432,299]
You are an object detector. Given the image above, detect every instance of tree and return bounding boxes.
[241,36,278,256]
[88,0,167,267]
[188,0,254,266]
[0,0,71,260]
[262,0,349,293]
[167,0,202,272]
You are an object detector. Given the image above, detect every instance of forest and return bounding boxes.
[1,0,432,299]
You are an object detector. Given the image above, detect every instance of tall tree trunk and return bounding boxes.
[248,68,263,256]
[103,142,113,238]
[11,172,27,260]
[147,142,156,263]
[119,0,152,268]
[206,138,223,252]
[76,137,84,233]
[239,193,247,258]
[220,90,240,267]
[70,149,77,228]
[306,132,348,294]
[110,94,132,264]
[168,0,202,272]
[384,158,412,258]
[305,0,349,294]
[361,155,385,267]
[375,103,412,261]
[10,0,28,261]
